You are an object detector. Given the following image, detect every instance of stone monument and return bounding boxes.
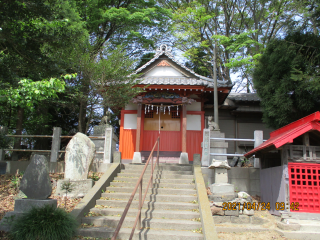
[0,155,57,231]
[202,116,235,201]
[91,113,118,165]
[56,133,95,198]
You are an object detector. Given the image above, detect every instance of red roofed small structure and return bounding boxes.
[246,112,320,216]
[245,112,320,158]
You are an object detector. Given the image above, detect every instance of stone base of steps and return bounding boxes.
[78,227,203,240]
[90,207,200,220]
[82,215,201,231]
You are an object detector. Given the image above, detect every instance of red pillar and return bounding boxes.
[182,104,187,152]
[135,103,142,152]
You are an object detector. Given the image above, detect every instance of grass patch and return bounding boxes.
[8,204,78,240]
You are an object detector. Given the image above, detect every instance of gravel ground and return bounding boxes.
[216,202,297,240]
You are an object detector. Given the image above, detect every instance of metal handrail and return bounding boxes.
[210,137,267,142]
[111,137,160,240]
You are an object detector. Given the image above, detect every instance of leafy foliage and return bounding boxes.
[163,0,304,92]
[0,77,67,109]
[253,32,320,128]
[92,46,144,113]
[8,205,78,240]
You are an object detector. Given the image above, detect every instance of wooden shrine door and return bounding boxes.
[142,110,181,151]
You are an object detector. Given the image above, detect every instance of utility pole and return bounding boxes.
[213,46,218,125]
[213,20,218,126]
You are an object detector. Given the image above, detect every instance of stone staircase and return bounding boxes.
[78,163,204,240]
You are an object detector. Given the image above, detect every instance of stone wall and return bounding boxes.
[201,167,260,197]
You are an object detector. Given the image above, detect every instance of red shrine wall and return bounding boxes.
[119,108,204,161]
[186,111,204,161]
[119,110,137,159]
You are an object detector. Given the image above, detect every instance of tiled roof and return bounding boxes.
[138,77,231,87]
[134,44,233,88]
[227,93,260,101]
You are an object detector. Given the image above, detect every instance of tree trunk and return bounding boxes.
[78,99,87,133]
[12,107,24,161]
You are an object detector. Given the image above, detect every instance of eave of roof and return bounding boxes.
[244,111,320,158]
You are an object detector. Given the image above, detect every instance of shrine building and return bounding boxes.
[119,44,233,162]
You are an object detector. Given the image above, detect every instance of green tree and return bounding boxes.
[253,32,320,129]
[162,0,299,92]
[0,0,87,156]
[68,0,170,133]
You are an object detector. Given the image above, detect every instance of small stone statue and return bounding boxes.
[208,116,220,131]
[99,112,112,126]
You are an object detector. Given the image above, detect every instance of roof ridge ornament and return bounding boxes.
[157,44,171,53]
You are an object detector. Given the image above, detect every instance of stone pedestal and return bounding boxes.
[179,152,189,164]
[214,168,228,183]
[0,199,57,232]
[209,163,235,200]
[201,129,210,166]
[210,183,235,194]
[202,130,229,166]
[132,152,142,163]
[104,128,118,163]
[92,125,108,162]
[56,179,93,198]
[193,154,201,166]
[91,125,118,164]
[210,131,228,161]
[113,151,122,163]
[14,198,57,212]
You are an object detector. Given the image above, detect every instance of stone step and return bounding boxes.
[117,173,194,179]
[105,187,196,195]
[110,182,195,190]
[293,220,320,232]
[82,216,202,231]
[101,192,197,202]
[78,226,203,240]
[113,177,194,184]
[95,199,199,211]
[89,207,200,220]
[123,164,193,171]
[121,169,193,175]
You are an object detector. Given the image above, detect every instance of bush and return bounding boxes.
[8,205,78,240]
